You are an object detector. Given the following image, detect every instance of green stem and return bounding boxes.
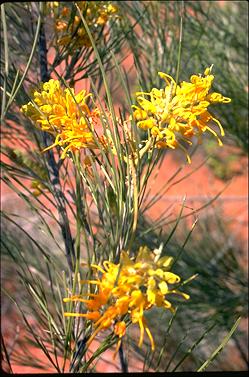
[175,1,184,86]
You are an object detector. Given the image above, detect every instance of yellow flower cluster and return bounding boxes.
[133,67,231,162]
[52,1,119,51]
[64,246,189,356]
[21,79,98,159]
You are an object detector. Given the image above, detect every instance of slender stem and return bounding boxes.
[175,1,184,86]
[127,157,138,252]
[233,334,249,369]
[38,13,75,271]
[38,20,48,82]
[119,341,128,373]
[1,334,13,373]
[1,4,8,120]
[3,3,42,118]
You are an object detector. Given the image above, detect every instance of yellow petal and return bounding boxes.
[136,97,157,113]
[163,272,181,284]
[158,281,168,295]
[157,256,174,269]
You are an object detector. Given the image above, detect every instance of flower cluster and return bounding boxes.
[52,1,119,51]
[64,246,189,356]
[133,67,231,162]
[21,79,99,159]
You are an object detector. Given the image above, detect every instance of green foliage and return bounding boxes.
[1,1,247,373]
[182,1,248,153]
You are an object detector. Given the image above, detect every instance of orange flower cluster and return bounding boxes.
[21,79,99,158]
[51,1,119,51]
[133,66,231,162]
[64,247,189,356]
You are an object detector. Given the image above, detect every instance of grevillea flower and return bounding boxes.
[132,66,231,162]
[21,79,100,159]
[63,246,190,357]
[51,1,119,51]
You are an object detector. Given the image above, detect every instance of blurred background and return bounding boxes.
[1,1,248,372]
